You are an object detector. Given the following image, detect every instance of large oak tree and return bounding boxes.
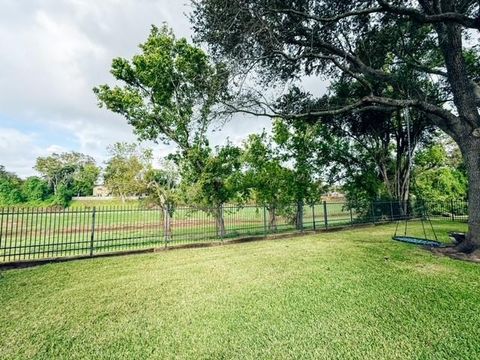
[192,0,480,251]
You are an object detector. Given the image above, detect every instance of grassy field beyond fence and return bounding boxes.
[0,200,467,264]
[0,202,358,263]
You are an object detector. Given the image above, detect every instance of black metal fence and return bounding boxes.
[0,200,468,264]
[371,199,468,222]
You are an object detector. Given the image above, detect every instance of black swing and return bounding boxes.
[391,107,442,248]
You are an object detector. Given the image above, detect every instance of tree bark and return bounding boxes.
[296,201,304,230]
[214,205,226,238]
[433,22,480,251]
[457,136,480,252]
[268,206,278,231]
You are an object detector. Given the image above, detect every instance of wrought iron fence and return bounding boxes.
[0,200,468,264]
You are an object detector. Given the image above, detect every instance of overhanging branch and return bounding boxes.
[377,0,480,29]
[272,2,479,29]
[222,95,460,129]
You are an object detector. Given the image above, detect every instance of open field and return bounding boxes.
[69,199,142,208]
[0,199,467,263]
[0,221,477,359]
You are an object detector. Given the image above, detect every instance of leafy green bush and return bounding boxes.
[21,177,50,203]
[51,184,73,208]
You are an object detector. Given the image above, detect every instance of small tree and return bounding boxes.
[95,25,232,233]
[273,120,327,228]
[0,165,24,205]
[144,160,179,241]
[103,142,152,202]
[21,177,50,203]
[242,132,292,231]
[180,143,243,237]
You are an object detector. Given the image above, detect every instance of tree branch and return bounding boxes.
[377,0,480,29]
[272,2,480,29]
[270,6,383,23]
[223,95,460,130]
[271,50,374,91]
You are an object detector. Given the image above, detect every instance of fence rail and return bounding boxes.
[0,200,468,264]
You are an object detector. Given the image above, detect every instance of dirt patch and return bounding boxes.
[412,262,452,275]
[431,246,480,264]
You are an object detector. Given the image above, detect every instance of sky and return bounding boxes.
[0,0,327,178]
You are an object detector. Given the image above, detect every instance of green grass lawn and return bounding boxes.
[1,221,478,359]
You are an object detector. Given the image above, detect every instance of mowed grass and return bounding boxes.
[1,221,479,359]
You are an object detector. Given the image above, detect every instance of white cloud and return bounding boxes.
[0,0,322,178]
[0,0,195,177]
[46,145,69,154]
[0,128,63,177]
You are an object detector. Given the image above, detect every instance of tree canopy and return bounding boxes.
[94,25,228,152]
[95,26,241,236]
[34,152,99,196]
[103,142,152,202]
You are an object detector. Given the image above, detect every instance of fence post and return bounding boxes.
[312,203,316,231]
[0,207,4,254]
[163,205,169,249]
[323,201,328,230]
[220,204,224,241]
[89,207,96,257]
[263,205,267,236]
[450,199,455,221]
[371,201,376,225]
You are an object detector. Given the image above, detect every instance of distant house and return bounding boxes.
[326,191,344,198]
[321,189,346,202]
[93,184,110,197]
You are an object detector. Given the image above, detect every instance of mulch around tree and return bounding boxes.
[432,246,480,263]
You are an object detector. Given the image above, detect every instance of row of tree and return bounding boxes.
[0,153,99,207]
[97,131,324,237]
[0,128,466,239]
[2,24,468,239]
[93,26,468,237]
[100,132,466,237]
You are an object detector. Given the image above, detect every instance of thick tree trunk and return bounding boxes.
[214,205,226,238]
[268,206,277,231]
[458,137,480,252]
[433,22,480,252]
